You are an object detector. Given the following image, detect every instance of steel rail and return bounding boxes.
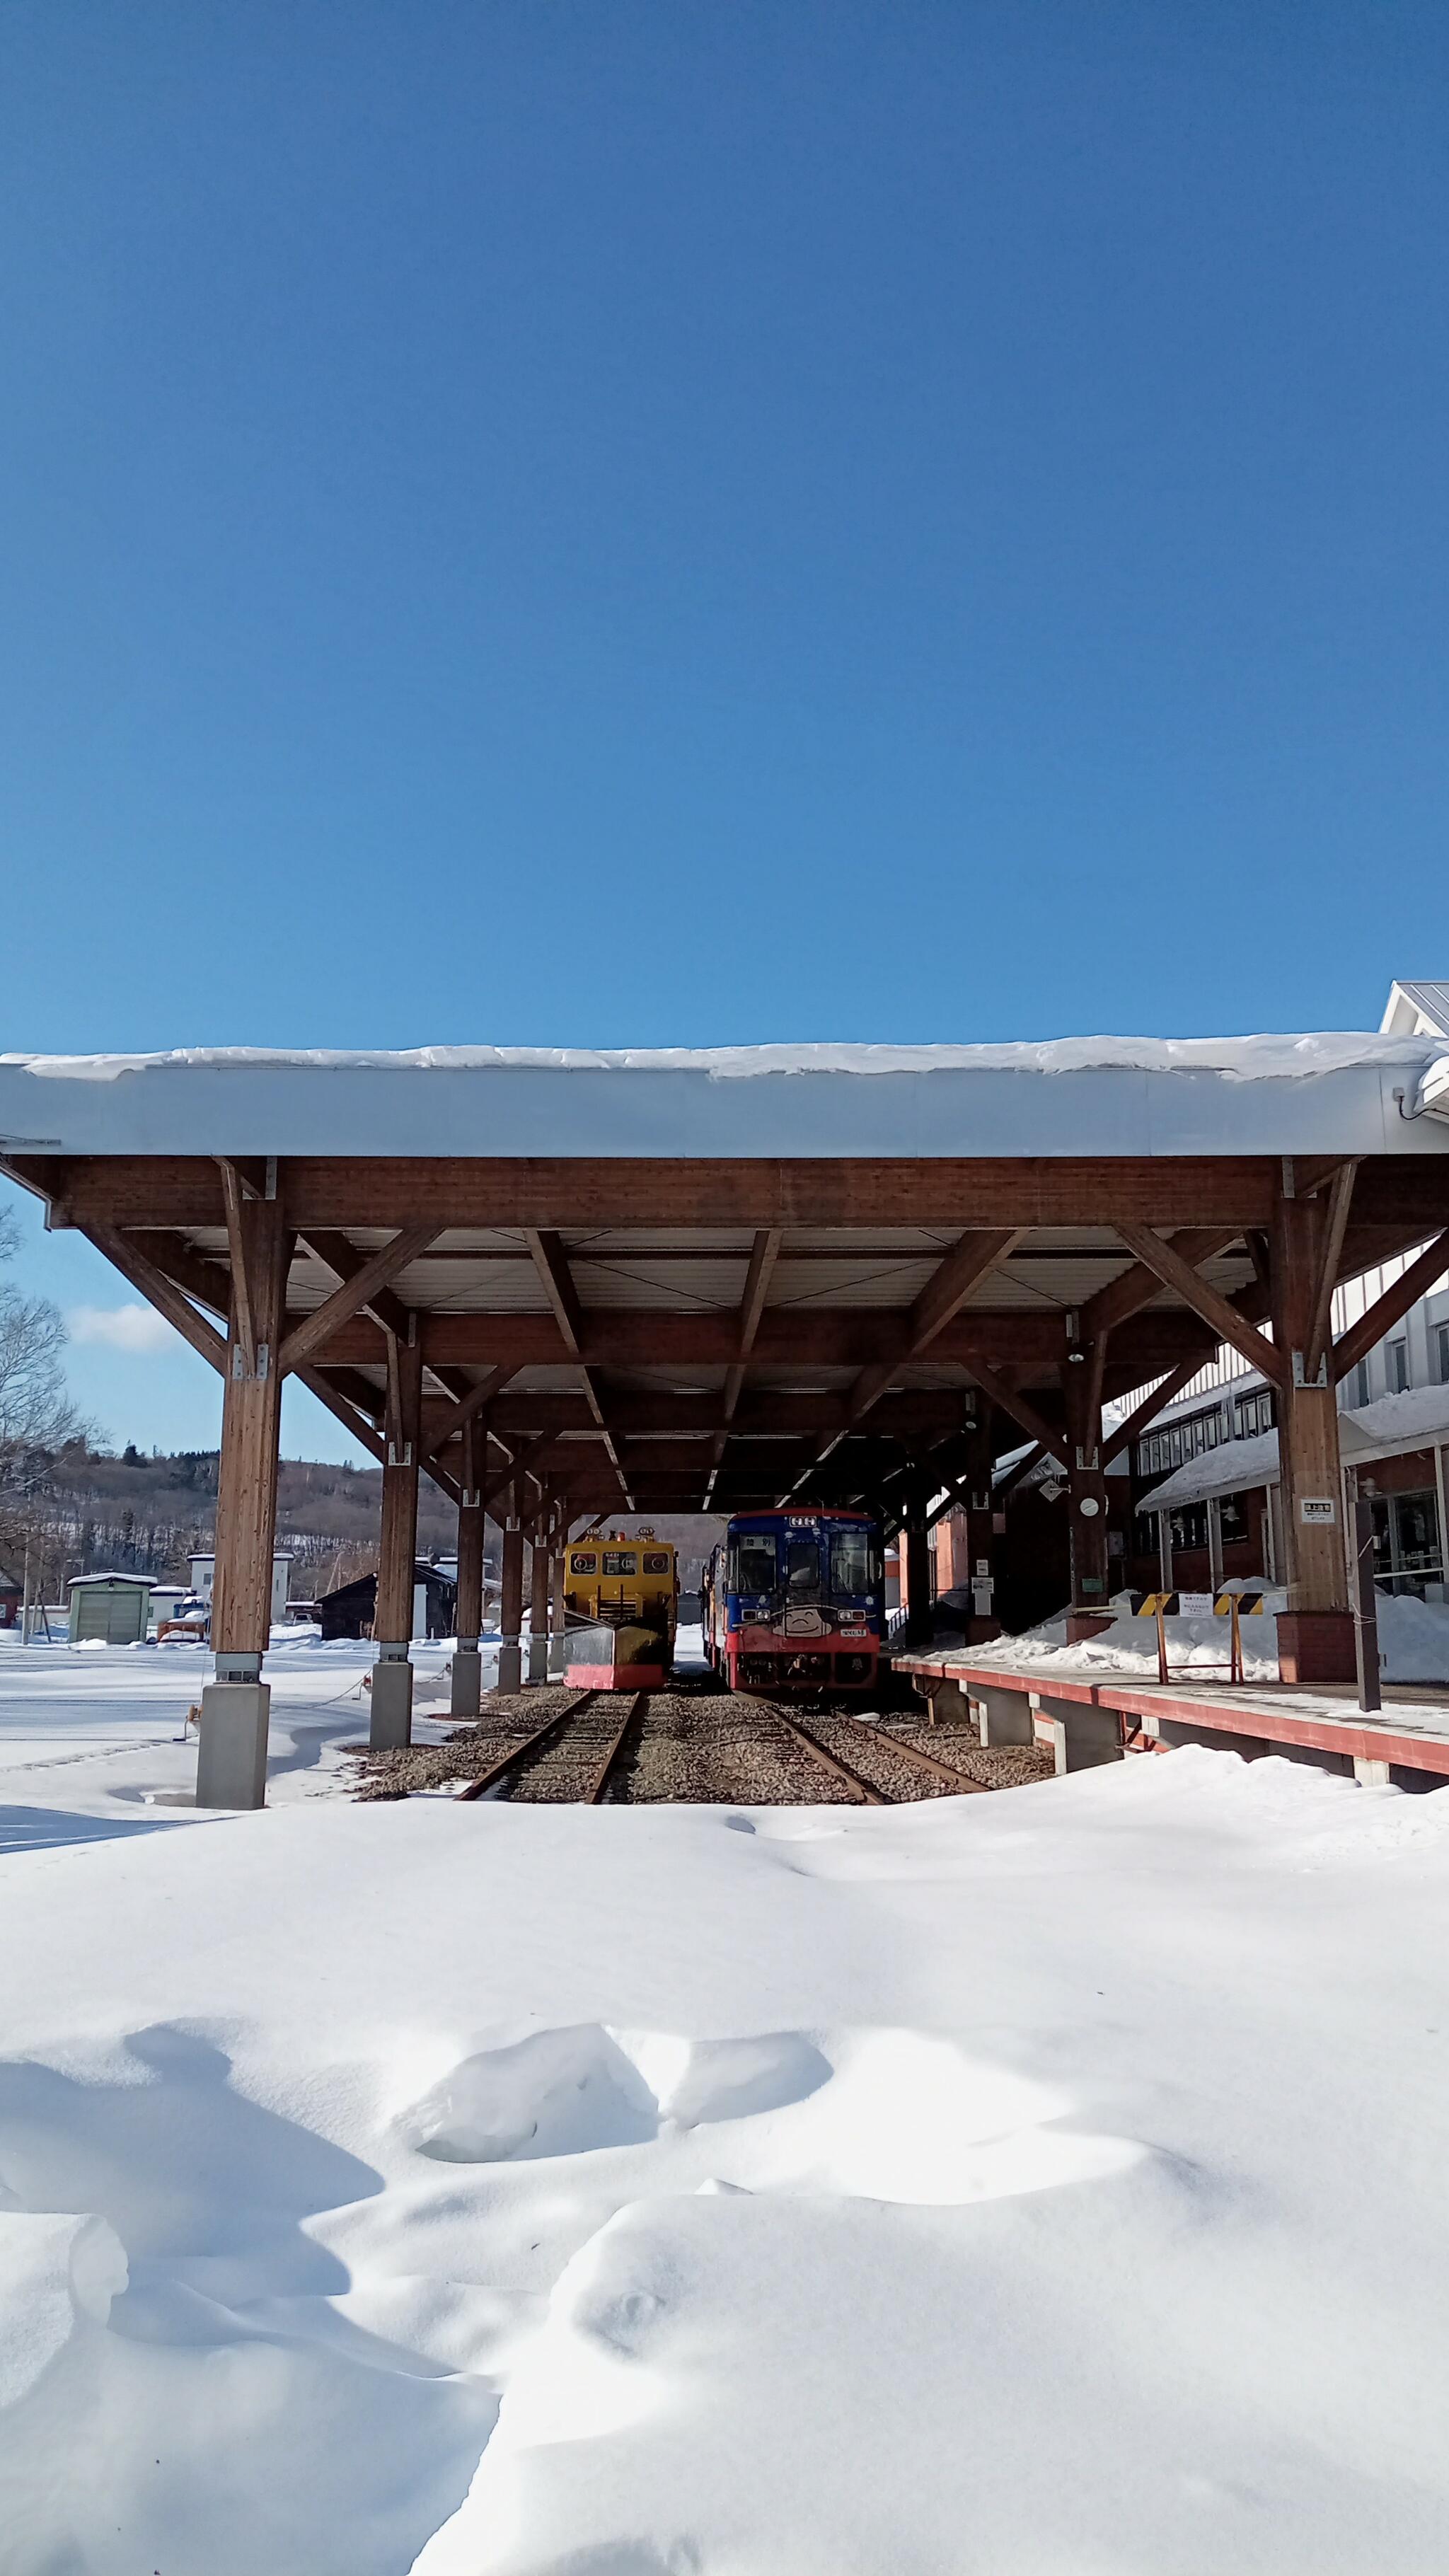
[758,1701,892,1806]
[845,1713,990,1794]
[585,1690,649,1804]
[454,1690,601,1801]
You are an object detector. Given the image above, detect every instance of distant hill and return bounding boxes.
[18,1445,458,1600]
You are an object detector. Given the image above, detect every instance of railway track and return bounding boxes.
[362,1680,1009,1810]
[455,1688,647,1806]
[756,1702,988,1803]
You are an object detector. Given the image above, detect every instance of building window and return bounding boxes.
[1220,1491,1249,1545]
[1235,1389,1275,1438]
[1436,1322,1449,1385]
[1387,1341,1409,1394]
[1349,1360,1371,1409]
[1169,1503,1209,1554]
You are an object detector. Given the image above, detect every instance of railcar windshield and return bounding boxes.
[831,1528,878,1597]
[602,1551,637,1576]
[733,1534,777,1594]
[785,1535,821,1598]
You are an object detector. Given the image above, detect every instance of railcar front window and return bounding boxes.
[602,1552,637,1576]
[831,1530,877,1596]
[570,1554,597,1576]
[734,1536,777,1594]
[785,1537,820,1598]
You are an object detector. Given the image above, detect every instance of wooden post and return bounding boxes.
[550,1508,567,1675]
[904,1489,932,1646]
[529,1520,550,1683]
[371,1328,422,1746]
[497,1477,525,1693]
[451,1414,485,1719]
[1061,1334,1112,1639]
[198,1194,291,1808]
[1271,1189,1353,1683]
[959,1405,1002,1644]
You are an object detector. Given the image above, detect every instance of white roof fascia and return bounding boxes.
[4,1034,1449,1162]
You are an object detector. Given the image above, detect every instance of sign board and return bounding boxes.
[1299,1498,1337,1525]
[971,1578,994,1613]
[1177,1591,1215,1618]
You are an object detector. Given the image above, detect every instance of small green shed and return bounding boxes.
[67,1573,153,1644]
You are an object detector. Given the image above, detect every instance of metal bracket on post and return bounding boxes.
[1292,1350,1329,1390]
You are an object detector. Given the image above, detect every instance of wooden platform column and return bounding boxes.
[1271,1187,1354,1682]
[497,1477,525,1694]
[1061,1333,1112,1642]
[450,1416,485,1719]
[549,1508,567,1675]
[958,1405,1003,1644]
[197,1194,292,1808]
[371,1329,423,1748]
[903,1488,933,1646]
[528,1521,551,1683]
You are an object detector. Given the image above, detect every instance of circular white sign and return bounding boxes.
[1078,1495,1101,1517]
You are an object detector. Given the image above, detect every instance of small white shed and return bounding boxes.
[188,1552,293,1626]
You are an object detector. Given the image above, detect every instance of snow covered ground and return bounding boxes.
[0,1627,475,1851]
[4,1652,1449,2570]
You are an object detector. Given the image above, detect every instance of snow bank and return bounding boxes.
[923,1586,1449,1684]
[3,1745,1449,2569]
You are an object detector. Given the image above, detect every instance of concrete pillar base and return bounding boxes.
[1277,1611,1356,1686]
[972,1684,1034,1748]
[370,1656,413,1749]
[528,1632,549,1684]
[496,1644,522,1694]
[1065,1611,1116,1644]
[450,1646,482,1720]
[1353,1755,1392,1788]
[1032,1692,1121,1774]
[196,1680,270,1810]
[548,1631,567,1677]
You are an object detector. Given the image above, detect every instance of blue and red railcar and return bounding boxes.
[700,1508,885,1695]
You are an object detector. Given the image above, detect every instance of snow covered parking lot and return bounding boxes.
[1,1649,1449,2570]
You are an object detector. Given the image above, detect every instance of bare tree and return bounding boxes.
[0,1206,89,1568]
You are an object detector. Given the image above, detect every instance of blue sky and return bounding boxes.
[1,1,1445,1455]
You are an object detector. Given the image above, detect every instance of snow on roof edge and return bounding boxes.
[4,1032,1445,1083]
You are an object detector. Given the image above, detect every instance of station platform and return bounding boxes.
[894,1650,1449,1790]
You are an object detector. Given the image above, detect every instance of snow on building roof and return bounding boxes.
[1137,1384,1449,1513]
[3,1030,1448,1160]
[67,1571,154,1588]
[1381,981,1449,1040]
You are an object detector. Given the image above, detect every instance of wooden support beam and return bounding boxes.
[783,1228,1024,1498]
[81,1227,228,1375]
[217,1159,257,1375]
[279,1226,439,1376]
[1080,1228,1240,1341]
[375,1332,424,1646]
[1305,1160,1358,1380]
[1271,1193,1349,1618]
[705,1228,782,1506]
[956,1356,1061,1458]
[1112,1222,1289,1390]
[294,1366,388,1467]
[1100,1357,1206,1467]
[1332,1227,1449,1385]
[422,1366,510,1462]
[524,1228,631,1508]
[212,1196,292,1661]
